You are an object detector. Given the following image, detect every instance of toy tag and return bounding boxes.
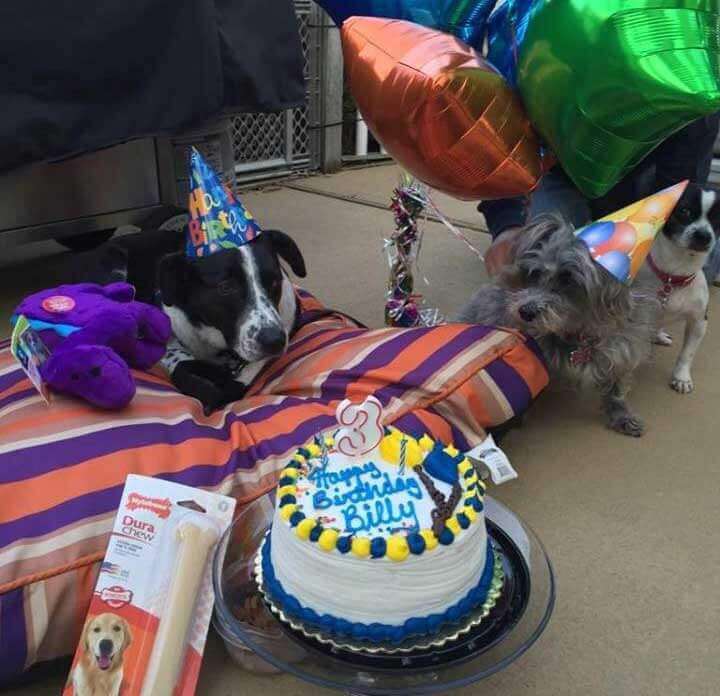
[10,315,51,404]
[466,434,517,484]
[41,294,75,313]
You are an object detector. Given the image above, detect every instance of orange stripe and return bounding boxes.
[501,343,550,397]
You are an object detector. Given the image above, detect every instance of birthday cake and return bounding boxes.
[261,399,497,646]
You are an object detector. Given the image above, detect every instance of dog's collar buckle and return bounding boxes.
[647,254,696,306]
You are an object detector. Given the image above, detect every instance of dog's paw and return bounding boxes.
[608,413,645,437]
[670,375,694,394]
[654,329,673,347]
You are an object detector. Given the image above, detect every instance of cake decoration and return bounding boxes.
[264,400,499,646]
[335,396,384,456]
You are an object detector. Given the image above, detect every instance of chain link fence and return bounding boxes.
[232,1,322,183]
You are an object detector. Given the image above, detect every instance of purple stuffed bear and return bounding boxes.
[12,283,171,409]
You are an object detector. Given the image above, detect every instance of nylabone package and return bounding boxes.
[64,475,235,696]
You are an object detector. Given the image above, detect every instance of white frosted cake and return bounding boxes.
[262,421,495,645]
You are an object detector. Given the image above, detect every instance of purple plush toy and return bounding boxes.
[12,283,171,409]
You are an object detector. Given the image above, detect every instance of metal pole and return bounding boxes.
[320,11,343,173]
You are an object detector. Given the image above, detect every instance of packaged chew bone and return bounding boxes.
[64,474,235,696]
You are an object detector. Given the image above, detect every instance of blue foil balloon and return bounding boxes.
[594,250,631,284]
[577,221,615,250]
[317,0,497,50]
[486,0,535,85]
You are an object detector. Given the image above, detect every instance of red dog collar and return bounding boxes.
[647,253,696,305]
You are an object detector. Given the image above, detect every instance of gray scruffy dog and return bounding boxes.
[458,215,660,437]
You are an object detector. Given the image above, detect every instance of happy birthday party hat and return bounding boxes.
[574,180,688,283]
[186,147,262,258]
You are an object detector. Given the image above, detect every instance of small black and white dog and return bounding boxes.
[77,228,306,412]
[637,183,719,394]
[459,215,659,437]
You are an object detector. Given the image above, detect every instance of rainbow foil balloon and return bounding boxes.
[575,181,688,283]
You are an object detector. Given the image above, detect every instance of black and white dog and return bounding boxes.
[76,228,306,412]
[637,183,719,394]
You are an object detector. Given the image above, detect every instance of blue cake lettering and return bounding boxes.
[309,459,426,534]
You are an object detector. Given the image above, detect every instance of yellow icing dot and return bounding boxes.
[458,458,473,475]
[386,535,409,562]
[444,444,460,457]
[280,504,298,521]
[465,473,478,487]
[463,506,477,522]
[324,436,335,448]
[280,467,299,480]
[318,529,339,551]
[351,536,371,557]
[306,443,322,458]
[419,434,435,452]
[477,479,487,492]
[447,517,462,536]
[277,485,296,498]
[296,518,316,540]
[419,529,438,551]
[294,454,307,464]
[379,429,423,468]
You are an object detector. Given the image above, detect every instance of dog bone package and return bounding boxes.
[64,475,235,696]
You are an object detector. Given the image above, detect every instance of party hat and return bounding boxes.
[186,147,262,259]
[575,181,688,283]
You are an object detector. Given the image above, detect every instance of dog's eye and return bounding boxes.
[113,625,121,632]
[676,208,694,223]
[525,268,542,283]
[93,627,101,633]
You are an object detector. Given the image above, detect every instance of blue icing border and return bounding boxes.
[262,534,496,644]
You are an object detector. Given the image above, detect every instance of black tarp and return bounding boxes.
[0,0,305,172]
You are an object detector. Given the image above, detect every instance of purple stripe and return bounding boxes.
[0,386,38,412]
[0,415,336,548]
[391,412,431,440]
[0,367,25,394]
[0,588,27,680]
[374,326,492,406]
[484,358,531,417]
[319,328,436,402]
[524,336,548,370]
[0,486,122,550]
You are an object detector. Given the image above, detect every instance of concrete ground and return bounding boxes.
[4,163,719,695]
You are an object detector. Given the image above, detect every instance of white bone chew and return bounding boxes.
[140,519,219,696]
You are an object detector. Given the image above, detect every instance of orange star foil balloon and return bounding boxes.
[575,181,688,283]
[342,17,549,200]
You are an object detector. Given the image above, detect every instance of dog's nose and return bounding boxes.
[519,302,539,322]
[98,639,114,655]
[256,326,286,355]
[691,228,713,250]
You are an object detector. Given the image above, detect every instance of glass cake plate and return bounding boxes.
[213,496,555,695]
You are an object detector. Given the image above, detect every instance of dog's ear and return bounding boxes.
[157,252,189,306]
[120,617,132,651]
[264,230,307,278]
[82,618,92,653]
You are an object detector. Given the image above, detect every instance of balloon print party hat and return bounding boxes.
[186,147,262,259]
[574,180,688,283]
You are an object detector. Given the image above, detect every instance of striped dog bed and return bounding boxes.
[0,290,548,680]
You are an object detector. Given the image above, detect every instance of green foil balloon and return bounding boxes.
[517,0,720,198]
